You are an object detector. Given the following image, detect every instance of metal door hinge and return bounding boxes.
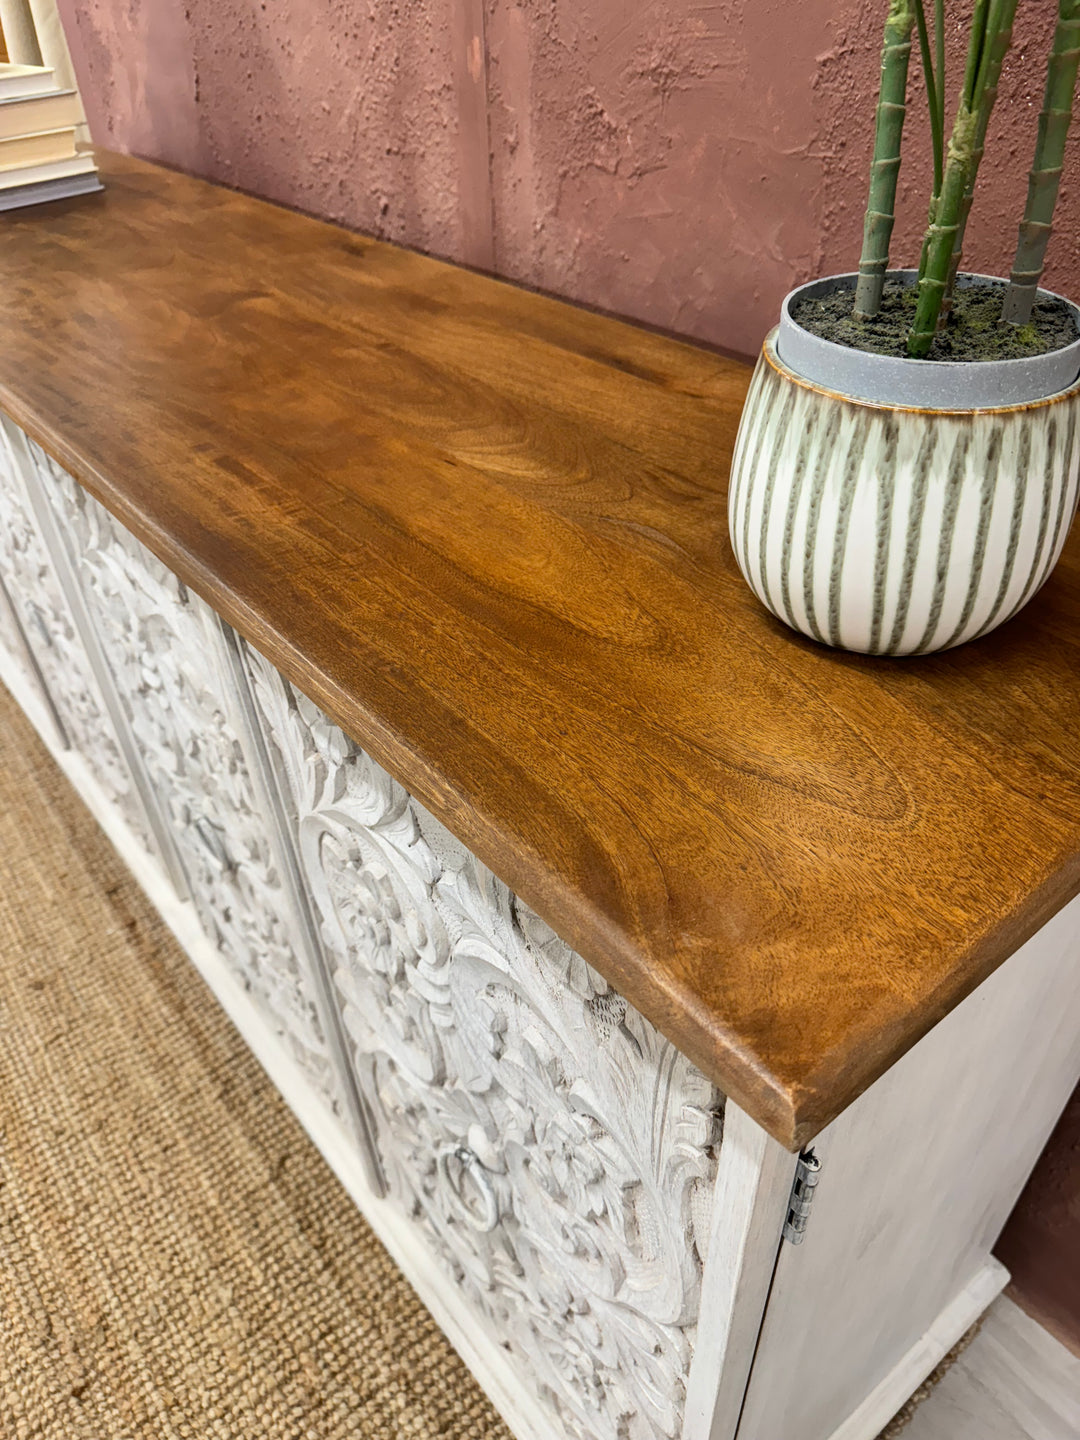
[783,1150,821,1245]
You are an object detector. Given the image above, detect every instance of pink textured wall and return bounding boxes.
[996,1082,1080,1354]
[57,0,1080,358]
[57,0,469,258]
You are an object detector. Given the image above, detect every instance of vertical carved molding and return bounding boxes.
[211,616,386,1194]
[0,565,28,672]
[241,643,725,1440]
[0,417,155,849]
[0,560,64,741]
[27,452,349,1127]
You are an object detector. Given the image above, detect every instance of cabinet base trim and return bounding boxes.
[824,1259,1009,1440]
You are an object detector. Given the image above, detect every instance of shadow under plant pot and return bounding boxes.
[728,270,1080,656]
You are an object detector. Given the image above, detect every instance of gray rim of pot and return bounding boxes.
[776,270,1080,410]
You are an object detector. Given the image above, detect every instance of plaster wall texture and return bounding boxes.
[56,0,1080,358]
[997,1084,1080,1354]
[56,0,467,259]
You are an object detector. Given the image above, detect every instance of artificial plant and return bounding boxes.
[853,0,1080,357]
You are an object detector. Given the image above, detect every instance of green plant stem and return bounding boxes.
[909,0,1018,355]
[854,0,916,318]
[941,0,1019,318]
[917,195,938,281]
[914,0,946,289]
[935,0,945,137]
[1002,0,1080,325]
[914,0,944,200]
[909,108,979,354]
[963,0,992,104]
[917,0,989,291]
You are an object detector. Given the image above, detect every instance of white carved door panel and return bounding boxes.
[27,450,348,1126]
[0,418,153,844]
[0,565,50,718]
[241,642,725,1440]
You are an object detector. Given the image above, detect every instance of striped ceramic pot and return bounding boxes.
[729,274,1080,656]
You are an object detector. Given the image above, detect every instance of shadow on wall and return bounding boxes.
[995,1081,1080,1356]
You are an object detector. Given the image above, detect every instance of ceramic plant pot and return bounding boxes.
[728,271,1080,655]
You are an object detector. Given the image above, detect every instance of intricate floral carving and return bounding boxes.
[28,450,343,1119]
[0,422,148,840]
[243,646,724,1440]
[0,567,33,685]
[2,413,727,1440]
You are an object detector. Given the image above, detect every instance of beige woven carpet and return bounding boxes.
[0,683,512,1439]
[0,677,955,1440]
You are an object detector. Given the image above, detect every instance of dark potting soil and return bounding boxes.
[791,279,1078,361]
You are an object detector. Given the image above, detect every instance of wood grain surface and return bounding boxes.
[2,151,1078,1149]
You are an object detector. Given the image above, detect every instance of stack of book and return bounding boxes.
[0,61,100,211]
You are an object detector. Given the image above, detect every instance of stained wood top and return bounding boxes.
[3,152,1079,1149]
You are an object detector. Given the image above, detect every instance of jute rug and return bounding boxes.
[0,683,511,1439]
[0,677,953,1439]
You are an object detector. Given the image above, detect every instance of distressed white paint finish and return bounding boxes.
[0,566,33,694]
[0,416,150,841]
[26,447,347,1125]
[901,1297,1080,1440]
[0,563,60,742]
[241,643,726,1440]
[827,1261,1009,1440]
[736,892,1080,1440]
[682,1105,796,1440]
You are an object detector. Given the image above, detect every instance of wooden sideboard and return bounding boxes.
[0,153,1078,1440]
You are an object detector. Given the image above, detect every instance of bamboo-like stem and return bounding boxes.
[915,0,944,199]
[917,0,988,291]
[934,0,945,134]
[914,0,946,287]
[940,0,1019,319]
[917,195,938,281]
[915,0,984,295]
[854,0,916,318]
[1002,0,1080,325]
[962,0,992,105]
[908,0,1018,355]
[908,107,980,353]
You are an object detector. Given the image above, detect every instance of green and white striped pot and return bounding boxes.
[728,272,1080,656]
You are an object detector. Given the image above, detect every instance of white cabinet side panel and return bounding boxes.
[737,894,1080,1440]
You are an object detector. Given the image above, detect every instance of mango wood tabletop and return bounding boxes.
[2,151,1078,1150]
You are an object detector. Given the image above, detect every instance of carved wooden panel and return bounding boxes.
[28,450,345,1121]
[0,419,150,839]
[0,567,37,692]
[242,642,724,1440]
